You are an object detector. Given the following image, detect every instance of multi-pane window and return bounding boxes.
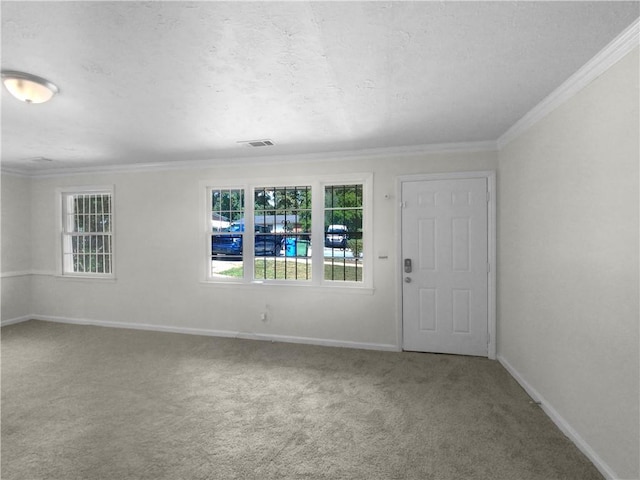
[62,191,113,275]
[254,186,312,281]
[210,188,245,279]
[206,180,368,286]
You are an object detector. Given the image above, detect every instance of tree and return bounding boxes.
[212,189,244,222]
[255,186,312,233]
[324,184,363,234]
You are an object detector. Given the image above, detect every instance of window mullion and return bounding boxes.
[245,187,255,283]
[311,180,324,286]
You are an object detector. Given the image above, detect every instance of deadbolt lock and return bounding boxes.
[404,258,412,273]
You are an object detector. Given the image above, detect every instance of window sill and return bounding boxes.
[55,274,117,283]
[200,280,374,295]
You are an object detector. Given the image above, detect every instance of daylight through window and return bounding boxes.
[62,191,113,275]
[254,186,312,281]
[324,184,363,282]
[210,188,245,278]
[206,180,367,286]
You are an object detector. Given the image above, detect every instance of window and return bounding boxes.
[210,188,245,278]
[324,184,363,282]
[254,185,312,281]
[61,189,113,276]
[206,177,370,287]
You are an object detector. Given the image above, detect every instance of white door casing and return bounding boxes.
[399,173,495,357]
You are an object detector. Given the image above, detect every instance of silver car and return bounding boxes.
[325,224,348,248]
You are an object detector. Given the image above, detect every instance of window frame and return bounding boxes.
[202,174,372,289]
[207,185,248,284]
[57,185,115,279]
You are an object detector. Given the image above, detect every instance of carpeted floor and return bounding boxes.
[1,320,603,480]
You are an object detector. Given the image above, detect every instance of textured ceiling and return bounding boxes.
[1,1,638,172]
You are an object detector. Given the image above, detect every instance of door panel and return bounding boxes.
[402,178,488,356]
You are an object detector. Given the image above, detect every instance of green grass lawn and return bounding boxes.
[217,258,362,282]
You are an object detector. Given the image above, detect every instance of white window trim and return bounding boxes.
[200,173,373,289]
[56,185,116,279]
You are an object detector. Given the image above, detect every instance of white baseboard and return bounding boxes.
[1,315,32,327]
[497,355,620,480]
[29,314,399,352]
[235,331,400,352]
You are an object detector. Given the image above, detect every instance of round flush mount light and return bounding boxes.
[1,70,59,104]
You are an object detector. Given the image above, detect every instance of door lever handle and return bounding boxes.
[404,277,412,283]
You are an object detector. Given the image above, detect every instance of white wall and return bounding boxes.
[23,151,496,349]
[498,48,639,480]
[1,173,32,323]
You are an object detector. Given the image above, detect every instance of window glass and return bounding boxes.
[254,186,312,281]
[324,184,364,282]
[62,192,113,275]
[205,180,368,287]
[210,188,245,279]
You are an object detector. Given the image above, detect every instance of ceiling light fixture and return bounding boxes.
[1,70,59,104]
[238,139,275,147]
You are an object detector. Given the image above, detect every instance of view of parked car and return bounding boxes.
[212,224,282,258]
[325,224,348,248]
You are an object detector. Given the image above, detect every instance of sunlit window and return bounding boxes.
[205,177,369,287]
[62,190,113,276]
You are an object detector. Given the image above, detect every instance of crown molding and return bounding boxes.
[0,167,32,178]
[1,140,498,178]
[498,17,640,150]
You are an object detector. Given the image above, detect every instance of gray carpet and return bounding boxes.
[1,320,602,480]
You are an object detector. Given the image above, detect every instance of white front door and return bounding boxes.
[402,177,489,356]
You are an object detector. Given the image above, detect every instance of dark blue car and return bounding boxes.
[212,224,282,258]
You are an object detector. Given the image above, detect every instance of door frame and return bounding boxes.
[395,171,496,359]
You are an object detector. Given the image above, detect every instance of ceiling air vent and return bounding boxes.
[238,139,274,148]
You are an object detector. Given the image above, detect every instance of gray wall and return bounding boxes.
[1,173,32,322]
[497,48,639,479]
[3,151,497,350]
